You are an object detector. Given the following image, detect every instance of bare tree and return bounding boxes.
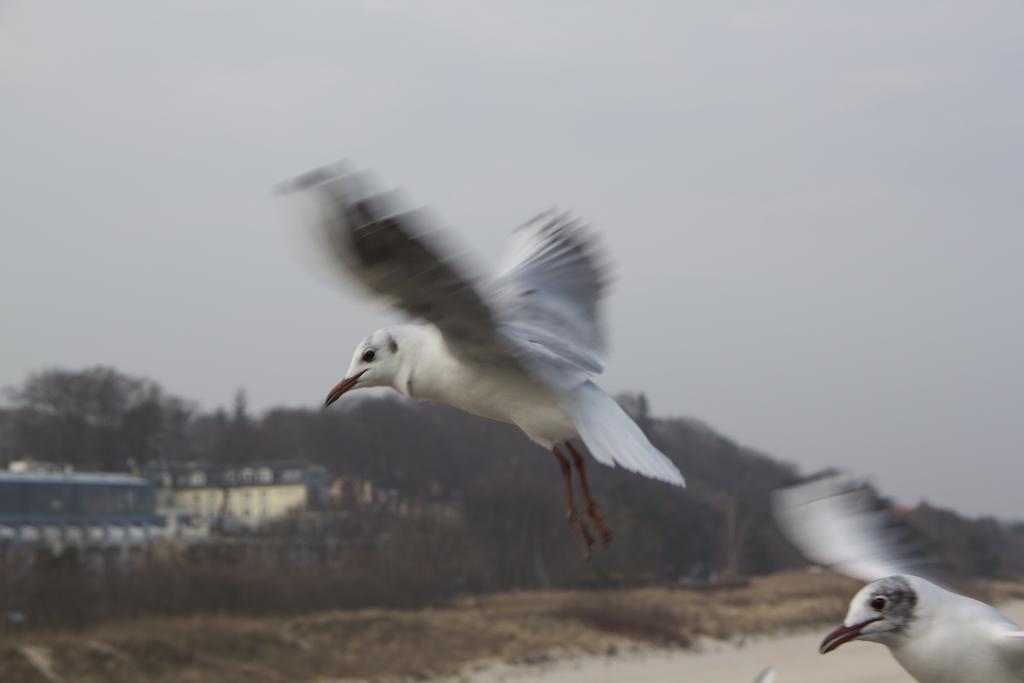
[4,366,193,470]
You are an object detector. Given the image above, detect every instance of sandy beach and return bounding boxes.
[453,601,1024,683]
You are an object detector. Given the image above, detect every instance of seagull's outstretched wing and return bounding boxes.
[752,668,777,683]
[491,211,610,378]
[994,624,1024,676]
[280,164,593,389]
[772,474,928,583]
[282,164,513,361]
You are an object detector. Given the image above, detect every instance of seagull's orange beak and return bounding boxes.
[324,370,367,407]
[819,618,880,654]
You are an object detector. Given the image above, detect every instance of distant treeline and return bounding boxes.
[1,366,1022,601]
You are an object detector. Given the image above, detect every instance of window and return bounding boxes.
[25,483,74,517]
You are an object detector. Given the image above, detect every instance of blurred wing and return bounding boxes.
[994,626,1024,676]
[281,164,518,366]
[752,668,777,683]
[491,210,610,381]
[771,475,928,583]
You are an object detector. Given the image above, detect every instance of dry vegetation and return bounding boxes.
[2,571,1021,682]
[0,571,959,682]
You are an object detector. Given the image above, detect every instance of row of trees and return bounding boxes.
[0,367,275,471]
[2,366,1022,592]
[2,367,193,471]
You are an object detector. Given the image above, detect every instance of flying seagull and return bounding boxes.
[773,475,1024,682]
[280,163,684,554]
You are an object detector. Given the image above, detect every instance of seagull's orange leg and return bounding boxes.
[552,446,594,556]
[565,441,612,545]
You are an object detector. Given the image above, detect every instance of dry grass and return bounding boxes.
[0,571,1019,683]
[551,599,694,647]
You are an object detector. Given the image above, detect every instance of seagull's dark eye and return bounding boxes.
[870,596,887,611]
[362,349,376,363]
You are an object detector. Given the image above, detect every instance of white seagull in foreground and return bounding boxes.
[773,475,1024,682]
[280,163,684,553]
[751,667,777,683]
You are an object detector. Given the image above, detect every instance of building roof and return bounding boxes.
[150,460,329,490]
[0,471,150,487]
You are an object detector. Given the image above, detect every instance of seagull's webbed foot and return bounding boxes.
[567,509,595,558]
[552,445,595,559]
[585,502,612,546]
[564,441,613,546]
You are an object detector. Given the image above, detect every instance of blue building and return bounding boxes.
[0,470,161,549]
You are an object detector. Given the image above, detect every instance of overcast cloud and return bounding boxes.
[1,2,1022,518]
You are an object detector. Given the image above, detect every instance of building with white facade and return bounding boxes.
[154,461,330,531]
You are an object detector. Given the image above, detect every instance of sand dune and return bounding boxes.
[456,601,1024,683]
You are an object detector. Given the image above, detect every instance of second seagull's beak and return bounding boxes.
[324,370,367,407]
[820,618,881,654]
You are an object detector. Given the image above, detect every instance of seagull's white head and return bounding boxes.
[821,575,920,654]
[325,327,409,405]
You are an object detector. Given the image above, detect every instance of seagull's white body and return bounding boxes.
[774,476,1024,682]
[882,576,1024,683]
[388,324,576,447]
[283,163,685,487]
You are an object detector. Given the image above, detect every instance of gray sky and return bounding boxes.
[2,2,1022,519]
